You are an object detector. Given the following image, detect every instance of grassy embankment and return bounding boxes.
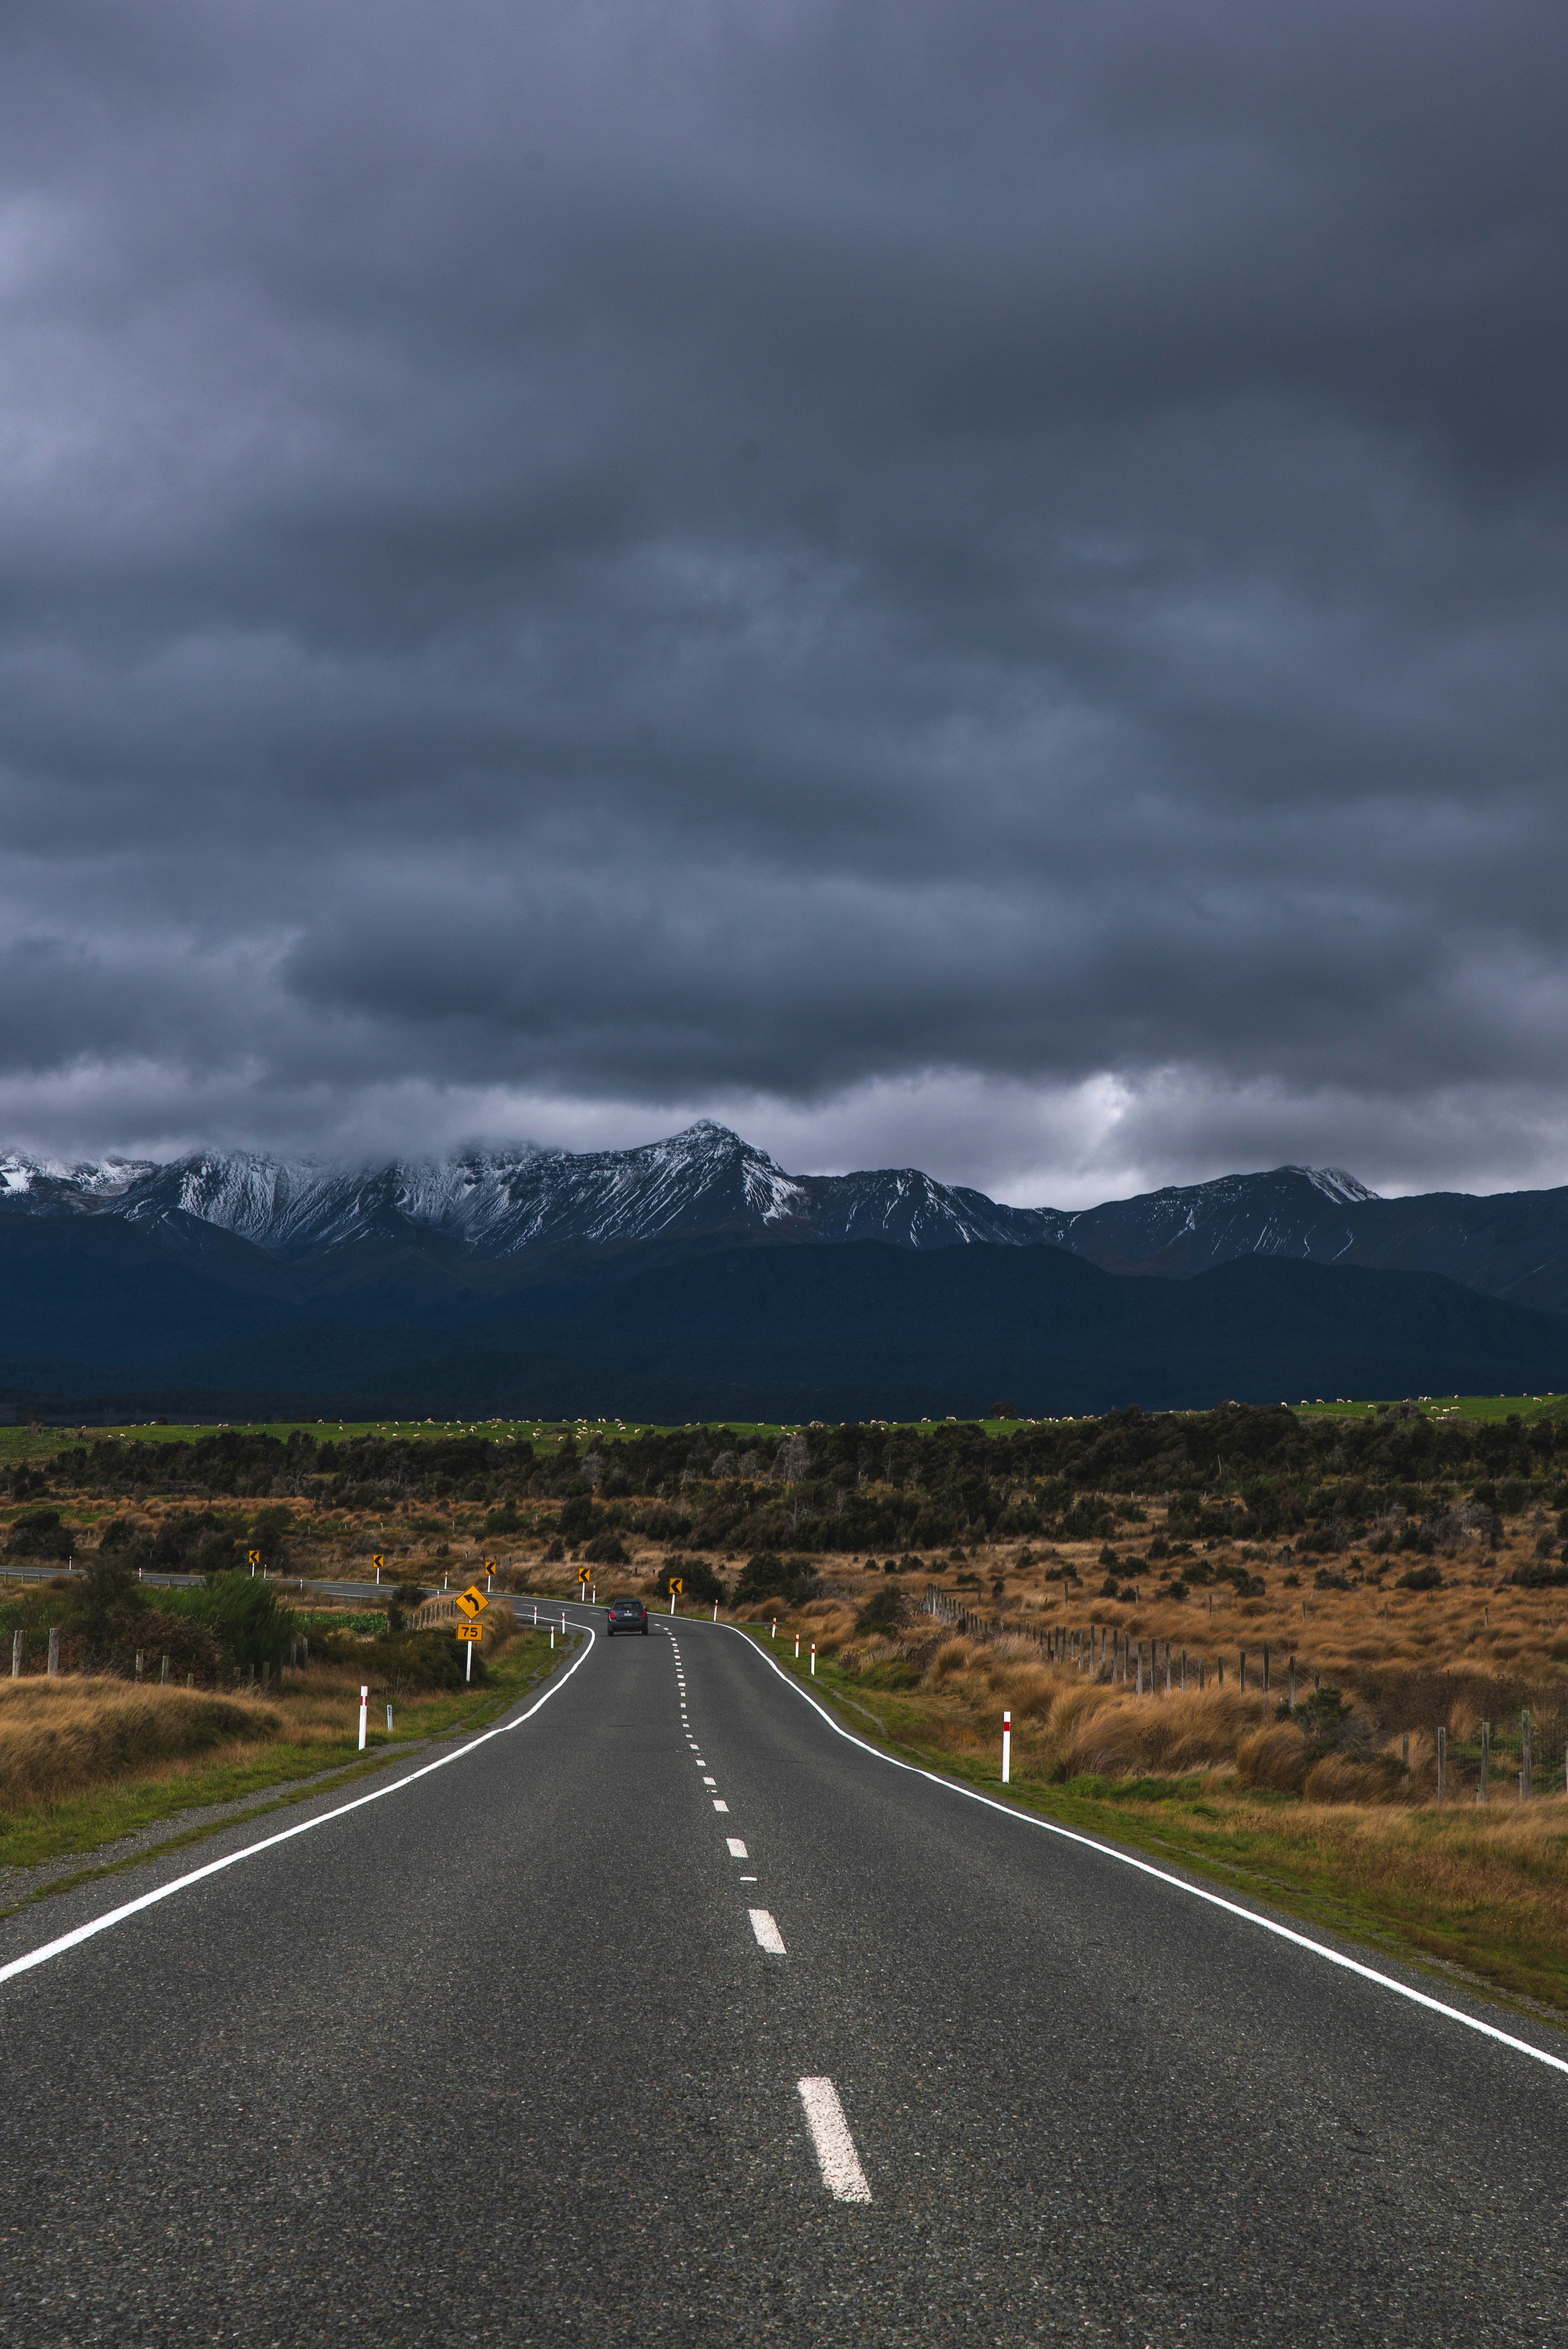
[0,1609,566,1879]
[737,1577,1568,2019]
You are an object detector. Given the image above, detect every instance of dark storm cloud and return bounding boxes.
[2,0,1567,1197]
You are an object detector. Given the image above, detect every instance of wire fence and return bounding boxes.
[921,1587,1568,1800]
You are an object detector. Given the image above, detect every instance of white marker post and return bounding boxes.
[712,1600,718,1621]
[358,1686,368,1751]
[794,1633,800,1658]
[771,1618,777,1639]
[810,1642,816,1677]
[1002,1709,1011,1785]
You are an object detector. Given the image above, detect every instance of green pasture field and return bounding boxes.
[1292,1392,1568,1426]
[4,1395,1564,1468]
[0,1412,1067,1464]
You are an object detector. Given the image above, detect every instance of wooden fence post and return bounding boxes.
[1437,1725,1446,1799]
[1287,1655,1296,1713]
[160,1655,168,1684]
[1262,1643,1270,1693]
[10,1629,21,1678]
[1521,1708,1533,1801]
[134,1652,143,1681]
[1240,1650,1247,1693]
[47,1626,59,1678]
[1479,1719,1490,1803]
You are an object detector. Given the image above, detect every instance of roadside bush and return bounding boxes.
[1294,1684,1351,1737]
[386,1582,427,1633]
[6,1511,77,1560]
[559,1493,596,1546]
[856,1586,909,1635]
[734,1552,820,1609]
[1511,1559,1568,1590]
[583,1529,630,1566]
[654,1554,725,1604]
[163,1571,296,1671]
[1396,1564,1444,1592]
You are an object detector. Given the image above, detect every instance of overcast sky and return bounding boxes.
[2,0,1566,1207]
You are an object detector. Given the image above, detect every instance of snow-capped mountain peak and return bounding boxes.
[1302,1166,1380,1205]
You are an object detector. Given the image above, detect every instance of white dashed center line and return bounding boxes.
[798,2078,872,2203]
[712,1799,729,1812]
[749,1908,786,1954]
[702,1775,716,1785]
[726,1839,747,1858]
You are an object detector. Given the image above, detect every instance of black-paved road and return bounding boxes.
[2,1604,1568,2346]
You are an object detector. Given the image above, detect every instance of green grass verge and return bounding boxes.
[0,1627,574,1880]
[743,1633,1568,2027]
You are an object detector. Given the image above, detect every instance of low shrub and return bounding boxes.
[655,1554,725,1604]
[856,1586,909,1635]
[5,1511,77,1561]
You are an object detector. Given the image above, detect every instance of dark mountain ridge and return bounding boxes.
[7,1122,1568,1316]
[5,1218,1568,1425]
[6,1121,1568,1420]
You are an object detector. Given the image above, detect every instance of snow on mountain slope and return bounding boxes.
[0,1122,1037,1260]
[10,1122,1568,1311]
[54,1125,1568,1313]
[0,1130,1385,1270]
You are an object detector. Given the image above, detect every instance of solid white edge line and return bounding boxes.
[750,1907,787,1954]
[798,2076,872,2202]
[663,1614,1568,2085]
[0,1622,598,1990]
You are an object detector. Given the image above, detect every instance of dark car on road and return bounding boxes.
[605,1596,649,1636]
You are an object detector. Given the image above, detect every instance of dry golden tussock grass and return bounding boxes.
[0,1681,282,1808]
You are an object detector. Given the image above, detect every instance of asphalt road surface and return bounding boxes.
[2,1604,1568,2347]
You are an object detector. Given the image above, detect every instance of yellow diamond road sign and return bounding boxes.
[454,1584,490,1619]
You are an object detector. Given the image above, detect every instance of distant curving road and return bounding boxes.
[1,1600,1567,2344]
